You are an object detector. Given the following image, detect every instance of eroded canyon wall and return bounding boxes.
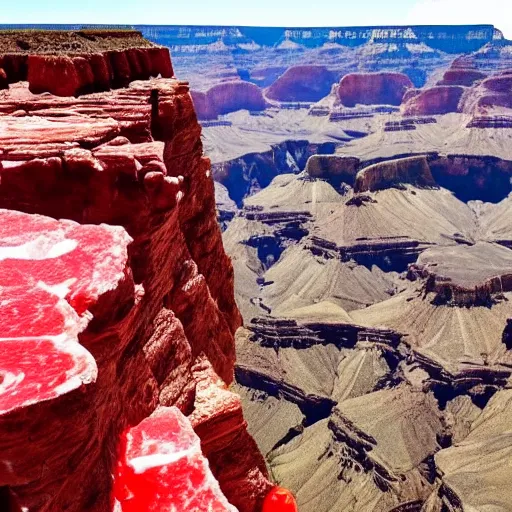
[0,40,273,512]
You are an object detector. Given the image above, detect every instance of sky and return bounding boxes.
[3,0,512,39]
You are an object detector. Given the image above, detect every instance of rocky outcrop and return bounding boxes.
[458,71,512,114]
[482,73,512,92]
[207,81,266,116]
[266,65,337,103]
[190,89,216,120]
[354,155,436,192]
[329,385,442,490]
[467,115,512,128]
[215,181,238,230]
[409,242,512,305]
[0,30,173,96]
[305,154,360,186]
[212,140,337,205]
[383,116,437,132]
[338,72,413,107]
[189,357,273,512]
[404,68,512,118]
[437,67,487,86]
[401,85,465,115]
[191,81,267,120]
[0,56,276,511]
[433,389,512,510]
[428,155,512,203]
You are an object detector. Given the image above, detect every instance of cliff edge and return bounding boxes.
[0,34,278,512]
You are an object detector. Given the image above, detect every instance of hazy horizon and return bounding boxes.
[2,0,511,39]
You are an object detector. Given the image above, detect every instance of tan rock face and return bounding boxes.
[0,71,269,510]
[223,85,512,510]
[354,155,436,192]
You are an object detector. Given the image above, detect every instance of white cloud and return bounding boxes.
[406,0,512,40]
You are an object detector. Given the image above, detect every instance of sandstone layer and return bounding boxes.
[0,30,173,96]
[338,72,413,107]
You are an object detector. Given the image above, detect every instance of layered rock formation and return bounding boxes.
[354,155,436,192]
[401,85,465,115]
[402,63,512,117]
[0,37,277,512]
[338,72,413,107]
[265,65,338,103]
[193,81,267,120]
[135,24,497,92]
[0,30,172,96]
[224,104,512,510]
[203,109,349,204]
[437,67,487,87]
[335,110,512,203]
[305,154,360,186]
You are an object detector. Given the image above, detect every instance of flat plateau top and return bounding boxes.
[0,30,156,54]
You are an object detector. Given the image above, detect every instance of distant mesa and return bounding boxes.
[461,74,512,114]
[249,66,288,88]
[266,65,338,103]
[437,67,488,87]
[410,242,512,306]
[402,57,512,116]
[338,72,414,107]
[401,85,465,116]
[151,24,501,55]
[191,81,266,120]
[207,81,267,116]
[354,155,437,193]
[305,154,360,186]
[190,90,216,120]
[482,74,512,93]
[0,29,173,96]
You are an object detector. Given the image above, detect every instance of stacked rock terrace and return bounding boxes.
[225,121,512,509]
[0,30,173,96]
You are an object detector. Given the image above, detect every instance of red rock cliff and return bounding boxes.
[338,72,413,107]
[0,59,272,511]
[0,30,173,97]
[266,65,337,102]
